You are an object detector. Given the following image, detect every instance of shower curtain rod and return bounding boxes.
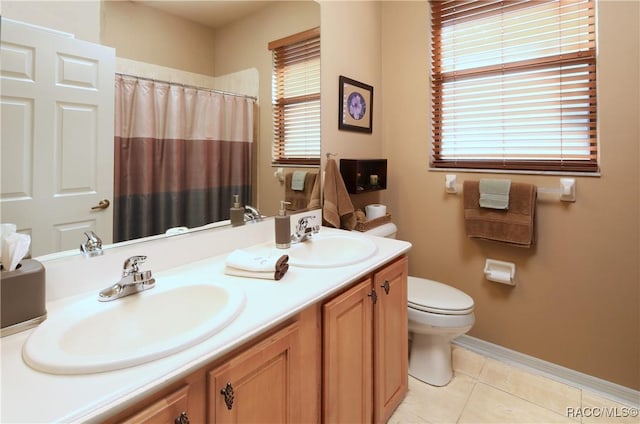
[115,72,258,101]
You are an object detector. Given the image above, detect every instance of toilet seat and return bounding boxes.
[408,276,474,315]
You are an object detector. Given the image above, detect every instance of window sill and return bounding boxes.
[428,167,601,178]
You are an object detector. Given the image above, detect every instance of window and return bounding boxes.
[269,27,321,166]
[430,0,597,172]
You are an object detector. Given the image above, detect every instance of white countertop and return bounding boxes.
[0,217,411,423]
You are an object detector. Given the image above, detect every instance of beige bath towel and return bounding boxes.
[323,159,356,230]
[307,172,321,210]
[463,180,537,247]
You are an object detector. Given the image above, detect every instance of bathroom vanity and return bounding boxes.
[0,212,411,423]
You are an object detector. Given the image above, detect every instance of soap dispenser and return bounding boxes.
[275,201,291,249]
[230,194,245,227]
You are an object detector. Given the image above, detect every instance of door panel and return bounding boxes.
[1,18,115,257]
[208,323,299,423]
[374,256,409,423]
[323,277,373,424]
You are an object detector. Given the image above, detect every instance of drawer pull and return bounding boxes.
[174,411,190,424]
[221,382,235,410]
[381,280,390,295]
[368,289,378,304]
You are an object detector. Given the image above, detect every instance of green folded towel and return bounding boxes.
[479,179,511,210]
[291,171,307,191]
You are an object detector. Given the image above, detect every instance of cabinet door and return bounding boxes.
[120,385,191,424]
[208,322,299,424]
[322,278,374,423]
[373,256,409,423]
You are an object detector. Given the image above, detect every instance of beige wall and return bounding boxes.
[379,1,640,390]
[211,1,320,216]
[320,0,385,211]
[1,0,101,43]
[100,1,216,75]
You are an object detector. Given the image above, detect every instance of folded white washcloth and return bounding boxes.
[225,249,289,272]
[291,171,307,191]
[224,264,289,281]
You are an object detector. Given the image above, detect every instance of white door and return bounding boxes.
[1,18,115,257]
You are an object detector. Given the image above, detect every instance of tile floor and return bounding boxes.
[389,345,639,424]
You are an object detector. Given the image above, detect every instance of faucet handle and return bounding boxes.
[122,255,147,276]
[80,231,103,257]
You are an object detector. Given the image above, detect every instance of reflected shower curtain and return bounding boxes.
[114,75,254,242]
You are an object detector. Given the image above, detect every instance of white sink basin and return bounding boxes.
[287,233,377,268]
[23,282,245,375]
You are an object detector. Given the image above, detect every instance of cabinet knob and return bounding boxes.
[368,289,378,304]
[174,411,190,424]
[381,280,390,295]
[221,382,235,410]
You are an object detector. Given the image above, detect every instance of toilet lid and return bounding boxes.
[408,276,474,315]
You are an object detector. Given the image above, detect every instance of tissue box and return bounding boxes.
[1,259,46,337]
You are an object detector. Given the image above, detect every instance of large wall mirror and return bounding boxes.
[0,0,321,257]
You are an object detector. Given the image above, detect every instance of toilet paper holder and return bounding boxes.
[483,259,516,285]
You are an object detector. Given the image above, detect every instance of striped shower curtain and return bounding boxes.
[113,74,255,242]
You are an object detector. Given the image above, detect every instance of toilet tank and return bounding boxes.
[364,222,398,239]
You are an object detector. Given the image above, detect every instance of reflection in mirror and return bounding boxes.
[113,74,255,242]
[0,0,320,257]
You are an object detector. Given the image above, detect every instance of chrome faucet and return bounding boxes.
[98,255,156,302]
[244,205,263,223]
[291,215,320,244]
[80,231,103,257]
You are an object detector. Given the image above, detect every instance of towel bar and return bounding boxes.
[444,175,576,202]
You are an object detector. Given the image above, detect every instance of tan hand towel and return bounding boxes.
[322,159,356,230]
[463,180,537,247]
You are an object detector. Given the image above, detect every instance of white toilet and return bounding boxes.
[365,222,475,386]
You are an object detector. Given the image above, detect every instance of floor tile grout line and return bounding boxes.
[454,347,585,422]
[455,378,478,424]
[455,353,486,424]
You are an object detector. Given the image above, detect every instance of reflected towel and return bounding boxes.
[479,178,511,210]
[322,159,356,230]
[307,172,321,209]
[285,172,318,210]
[463,180,537,247]
[225,249,289,272]
[291,171,307,191]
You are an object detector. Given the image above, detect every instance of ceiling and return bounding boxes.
[134,1,277,29]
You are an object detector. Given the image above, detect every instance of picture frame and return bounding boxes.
[338,75,373,133]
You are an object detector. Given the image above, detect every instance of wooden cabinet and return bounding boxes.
[207,304,320,423]
[207,321,303,423]
[119,385,193,424]
[322,256,408,423]
[373,256,409,423]
[105,256,407,424]
[323,278,374,424]
[110,306,320,424]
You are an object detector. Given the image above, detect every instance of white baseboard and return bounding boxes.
[453,335,640,408]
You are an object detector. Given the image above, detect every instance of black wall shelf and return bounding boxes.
[340,159,387,194]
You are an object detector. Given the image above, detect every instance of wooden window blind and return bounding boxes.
[431,0,598,172]
[269,27,321,166]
